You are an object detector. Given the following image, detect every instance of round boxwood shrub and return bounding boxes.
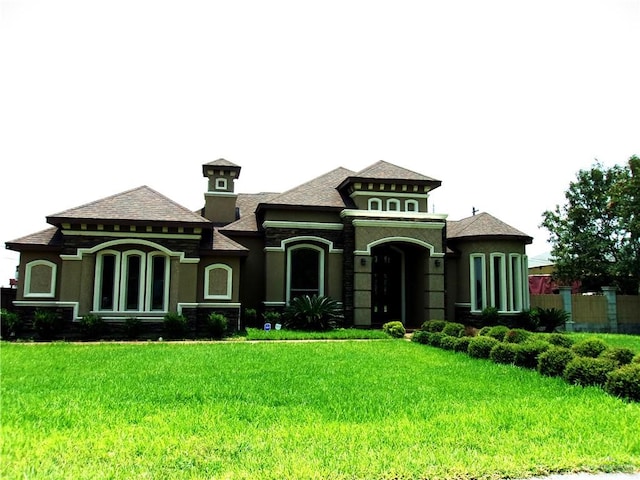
[411,330,430,344]
[439,335,458,350]
[33,309,63,340]
[634,354,640,364]
[428,332,447,348]
[513,341,551,369]
[205,313,228,339]
[163,312,188,339]
[489,342,519,365]
[421,320,446,333]
[383,321,406,338]
[599,347,636,366]
[605,363,640,402]
[478,326,492,336]
[572,338,608,358]
[442,322,465,338]
[563,356,618,387]
[486,325,509,341]
[537,347,576,377]
[467,336,499,359]
[504,328,532,344]
[453,336,472,353]
[546,333,575,349]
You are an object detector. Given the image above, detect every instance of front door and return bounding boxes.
[371,245,403,325]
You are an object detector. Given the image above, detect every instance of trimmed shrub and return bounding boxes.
[479,306,500,325]
[538,347,576,377]
[79,314,106,340]
[284,295,343,331]
[442,322,465,338]
[0,309,23,339]
[428,332,447,348]
[513,341,551,369]
[634,354,640,364]
[563,357,618,387]
[383,321,406,339]
[163,312,188,339]
[489,342,519,365]
[243,308,258,328]
[33,309,63,340]
[439,335,458,350]
[422,320,446,333]
[605,363,640,402]
[599,347,636,366]
[537,307,570,332]
[467,336,499,359]
[572,338,608,358]
[510,308,540,331]
[411,330,430,344]
[124,317,142,339]
[453,336,472,353]
[263,311,282,325]
[478,326,492,336]
[486,325,509,341]
[504,328,532,344]
[547,333,575,349]
[205,313,228,339]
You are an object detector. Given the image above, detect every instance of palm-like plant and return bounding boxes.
[284,295,344,331]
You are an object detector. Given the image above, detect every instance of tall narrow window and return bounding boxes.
[509,254,523,311]
[288,245,324,301]
[122,253,144,311]
[98,253,118,310]
[149,255,167,310]
[470,254,486,312]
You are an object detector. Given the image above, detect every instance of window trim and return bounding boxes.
[470,254,486,312]
[119,250,146,311]
[286,243,325,303]
[24,260,57,298]
[204,263,233,300]
[215,178,228,190]
[509,253,523,312]
[146,252,170,311]
[490,253,507,312]
[368,198,382,211]
[405,199,419,212]
[386,198,400,212]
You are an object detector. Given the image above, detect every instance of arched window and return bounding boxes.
[470,254,486,312]
[204,264,232,300]
[386,199,400,211]
[94,249,169,313]
[405,199,419,212]
[24,260,57,298]
[287,244,324,302]
[368,198,382,211]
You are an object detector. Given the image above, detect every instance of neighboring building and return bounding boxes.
[5,159,532,331]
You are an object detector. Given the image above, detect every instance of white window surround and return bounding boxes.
[24,260,57,298]
[470,254,486,312]
[93,249,169,313]
[386,199,401,211]
[509,253,523,312]
[368,198,382,210]
[204,264,233,300]
[490,253,507,312]
[215,178,228,190]
[405,199,419,212]
[286,243,325,303]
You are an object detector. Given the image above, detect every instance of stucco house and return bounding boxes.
[6,159,532,332]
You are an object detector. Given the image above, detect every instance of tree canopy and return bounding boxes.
[541,156,639,294]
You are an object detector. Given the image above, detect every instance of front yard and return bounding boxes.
[1,339,639,479]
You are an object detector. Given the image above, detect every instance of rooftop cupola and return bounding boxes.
[202,158,242,225]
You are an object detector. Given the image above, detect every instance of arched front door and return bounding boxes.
[371,245,403,325]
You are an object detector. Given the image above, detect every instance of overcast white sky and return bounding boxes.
[1,0,639,288]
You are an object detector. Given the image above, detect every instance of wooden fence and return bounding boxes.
[530,290,639,333]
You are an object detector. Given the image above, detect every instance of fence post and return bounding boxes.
[601,286,618,333]
[559,286,574,332]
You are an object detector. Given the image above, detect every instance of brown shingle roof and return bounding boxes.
[221,192,279,232]
[203,158,241,168]
[260,167,355,209]
[47,186,210,227]
[447,212,532,242]
[209,228,249,254]
[6,227,62,250]
[355,160,440,182]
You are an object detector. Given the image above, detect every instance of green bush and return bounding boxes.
[479,306,500,325]
[0,309,22,338]
[263,311,282,325]
[33,309,63,340]
[439,335,458,350]
[634,354,640,364]
[79,314,106,340]
[411,330,430,344]
[537,307,570,332]
[467,336,499,359]
[284,295,343,331]
[537,347,576,377]
[427,332,447,348]
[486,325,509,341]
[205,313,228,339]
[546,333,575,349]
[478,326,492,336]
[124,317,142,339]
[489,342,519,365]
[163,312,188,339]
[421,320,446,333]
[513,341,551,369]
[599,347,636,366]
[382,321,406,339]
[510,308,539,331]
[605,363,640,402]
[243,308,258,328]
[441,322,465,338]
[572,338,608,358]
[504,328,531,344]
[453,336,472,353]
[563,357,618,387]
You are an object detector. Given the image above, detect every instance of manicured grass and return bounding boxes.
[242,327,391,341]
[566,333,640,352]
[2,340,639,479]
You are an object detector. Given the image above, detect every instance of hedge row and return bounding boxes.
[414,320,640,402]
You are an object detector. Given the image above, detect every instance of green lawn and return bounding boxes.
[1,340,639,479]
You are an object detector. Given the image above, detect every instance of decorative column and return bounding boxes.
[601,286,618,333]
[558,286,574,332]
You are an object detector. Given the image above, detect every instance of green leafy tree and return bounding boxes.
[541,157,639,293]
